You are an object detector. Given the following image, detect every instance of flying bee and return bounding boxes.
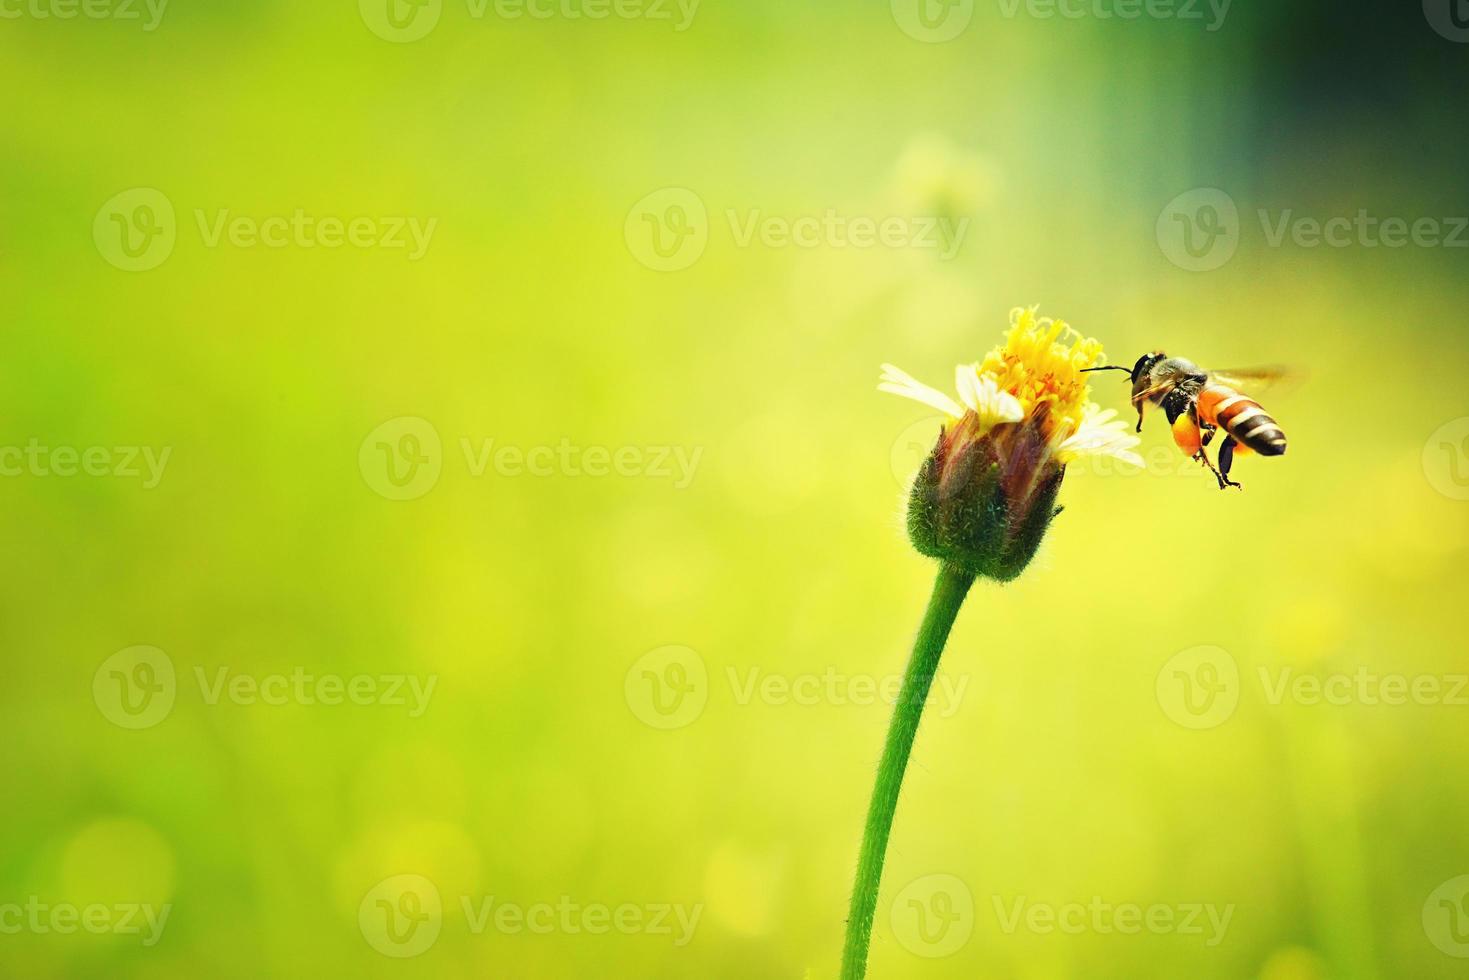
[1084,353,1291,490]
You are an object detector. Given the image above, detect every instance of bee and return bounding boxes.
[1084,353,1289,490]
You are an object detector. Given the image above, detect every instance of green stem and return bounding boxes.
[841,562,976,980]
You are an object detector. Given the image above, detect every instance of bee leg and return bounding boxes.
[1200,422,1217,448]
[1192,449,1219,487]
[1133,399,1145,433]
[1217,436,1243,490]
[1189,441,1232,491]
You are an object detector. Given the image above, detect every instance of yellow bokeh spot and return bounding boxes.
[353,740,468,823]
[60,818,175,909]
[334,818,481,918]
[701,841,785,937]
[1268,593,1347,666]
[1258,946,1328,980]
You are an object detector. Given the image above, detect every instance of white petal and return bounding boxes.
[951,366,1023,428]
[1112,448,1145,468]
[878,363,963,418]
[1057,406,1143,465]
[954,365,980,411]
[979,376,1025,424]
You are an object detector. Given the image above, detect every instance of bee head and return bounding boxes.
[1133,351,1166,383]
[1083,351,1165,385]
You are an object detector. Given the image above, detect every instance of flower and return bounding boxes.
[880,307,1142,580]
[891,134,1000,222]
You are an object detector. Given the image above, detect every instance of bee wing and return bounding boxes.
[1128,378,1176,404]
[1206,365,1307,398]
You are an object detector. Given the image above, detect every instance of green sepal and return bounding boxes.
[906,430,1065,582]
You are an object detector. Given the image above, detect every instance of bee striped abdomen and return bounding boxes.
[1199,385,1287,456]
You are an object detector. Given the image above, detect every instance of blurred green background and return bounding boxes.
[3,2,1468,977]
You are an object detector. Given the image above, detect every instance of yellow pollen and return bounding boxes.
[978,306,1104,443]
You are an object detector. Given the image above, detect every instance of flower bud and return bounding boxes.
[906,406,1065,581]
[881,308,1143,582]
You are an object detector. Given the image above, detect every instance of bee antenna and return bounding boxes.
[1081,366,1132,375]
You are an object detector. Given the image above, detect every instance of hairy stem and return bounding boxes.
[840,562,976,980]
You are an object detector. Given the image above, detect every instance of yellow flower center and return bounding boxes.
[978,307,1103,444]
